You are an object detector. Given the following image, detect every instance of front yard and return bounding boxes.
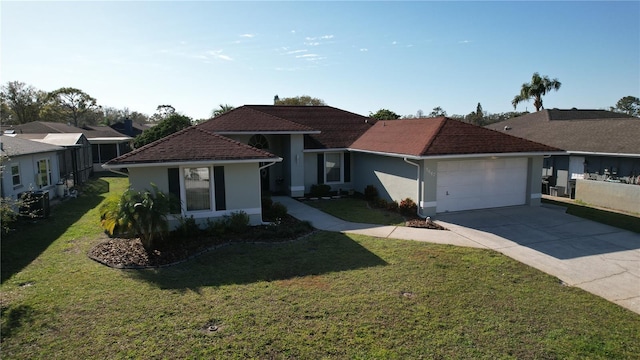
[1,176,639,358]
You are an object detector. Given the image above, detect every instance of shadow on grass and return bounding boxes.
[127,232,387,292]
[0,304,35,340]
[0,178,110,283]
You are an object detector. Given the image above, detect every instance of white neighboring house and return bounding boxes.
[1,135,63,201]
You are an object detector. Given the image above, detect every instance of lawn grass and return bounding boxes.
[304,197,406,225]
[542,198,640,233]
[1,176,639,358]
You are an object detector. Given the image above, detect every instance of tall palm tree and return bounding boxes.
[512,73,561,112]
[211,104,234,117]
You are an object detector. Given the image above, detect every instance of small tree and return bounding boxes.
[132,113,192,148]
[611,96,640,117]
[274,95,326,106]
[512,72,561,112]
[100,184,177,250]
[429,106,447,117]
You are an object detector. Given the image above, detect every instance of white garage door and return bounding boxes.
[436,158,528,213]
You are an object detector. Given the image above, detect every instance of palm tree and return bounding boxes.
[211,104,234,118]
[512,73,561,112]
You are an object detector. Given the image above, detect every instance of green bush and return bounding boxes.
[310,184,331,197]
[386,200,399,212]
[0,197,19,234]
[399,198,418,217]
[227,211,250,233]
[364,185,378,201]
[266,202,288,220]
[204,218,228,237]
[173,215,201,239]
[372,197,388,209]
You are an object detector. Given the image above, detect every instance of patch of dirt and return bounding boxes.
[88,215,314,269]
[405,218,447,230]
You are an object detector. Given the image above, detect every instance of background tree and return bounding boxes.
[274,95,326,106]
[428,106,447,117]
[512,72,561,112]
[149,104,176,123]
[211,104,234,117]
[465,102,485,126]
[610,96,640,117]
[47,87,100,127]
[369,108,400,120]
[0,81,47,124]
[133,113,192,148]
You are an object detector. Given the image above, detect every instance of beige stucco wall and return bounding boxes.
[576,179,640,214]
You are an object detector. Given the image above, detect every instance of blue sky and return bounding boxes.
[2,1,639,120]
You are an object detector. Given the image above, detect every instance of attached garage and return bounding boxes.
[436,158,528,213]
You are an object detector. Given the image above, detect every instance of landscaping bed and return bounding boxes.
[89,215,314,268]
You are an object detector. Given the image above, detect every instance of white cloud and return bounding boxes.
[360,48,368,52]
[320,35,334,40]
[458,40,471,44]
[305,42,320,46]
[240,33,255,38]
[207,50,233,61]
[392,41,397,45]
[296,54,318,58]
[287,49,308,54]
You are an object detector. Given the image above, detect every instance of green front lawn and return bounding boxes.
[304,197,406,225]
[1,177,639,358]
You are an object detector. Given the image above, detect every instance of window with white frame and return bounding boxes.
[11,164,21,187]
[183,167,211,211]
[36,159,51,188]
[325,153,342,183]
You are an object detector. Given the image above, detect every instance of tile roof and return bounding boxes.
[199,105,375,149]
[485,109,640,155]
[105,126,280,166]
[350,117,560,157]
[1,135,64,157]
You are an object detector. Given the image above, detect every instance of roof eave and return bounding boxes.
[567,151,640,158]
[214,130,321,135]
[102,157,283,169]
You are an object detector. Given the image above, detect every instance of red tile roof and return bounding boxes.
[104,126,279,166]
[350,117,560,157]
[199,105,375,149]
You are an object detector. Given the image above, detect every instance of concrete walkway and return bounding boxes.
[274,197,640,315]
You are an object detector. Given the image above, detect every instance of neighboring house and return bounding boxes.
[0,135,64,201]
[13,133,92,187]
[102,126,282,226]
[110,118,151,137]
[105,105,560,224]
[486,109,640,197]
[6,121,133,172]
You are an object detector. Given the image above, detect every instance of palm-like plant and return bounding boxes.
[100,184,178,251]
[512,73,561,112]
[211,104,234,118]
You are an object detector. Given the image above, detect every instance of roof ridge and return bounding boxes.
[418,117,448,155]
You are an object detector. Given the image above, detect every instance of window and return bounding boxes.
[248,134,269,150]
[184,167,211,211]
[325,153,341,183]
[36,159,51,188]
[11,164,21,187]
[317,152,351,184]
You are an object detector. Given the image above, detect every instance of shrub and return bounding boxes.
[364,185,378,201]
[227,211,250,233]
[386,200,399,212]
[399,198,418,217]
[265,202,288,221]
[204,218,228,237]
[173,215,201,239]
[0,197,19,234]
[99,184,178,250]
[310,184,331,197]
[372,197,388,209]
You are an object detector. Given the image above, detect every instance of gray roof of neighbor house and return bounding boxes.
[6,121,132,141]
[350,117,561,158]
[14,133,87,147]
[1,135,64,157]
[198,105,376,149]
[485,109,640,155]
[104,126,281,166]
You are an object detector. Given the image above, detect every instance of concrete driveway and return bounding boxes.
[275,197,640,314]
[435,205,640,315]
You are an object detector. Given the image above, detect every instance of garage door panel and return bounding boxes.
[436,158,528,213]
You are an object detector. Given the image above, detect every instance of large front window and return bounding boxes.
[184,167,211,211]
[325,153,342,183]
